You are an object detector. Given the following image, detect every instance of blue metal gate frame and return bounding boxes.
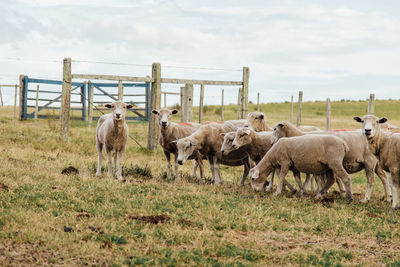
[21,76,151,121]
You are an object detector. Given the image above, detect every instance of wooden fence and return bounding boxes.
[60,58,249,149]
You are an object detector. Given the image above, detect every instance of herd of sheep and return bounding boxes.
[95,101,400,212]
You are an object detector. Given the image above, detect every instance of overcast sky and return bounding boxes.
[1,0,400,105]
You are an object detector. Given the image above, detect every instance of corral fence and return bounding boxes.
[59,58,250,150]
[18,76,151,122]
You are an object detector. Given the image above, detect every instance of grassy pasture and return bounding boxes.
[1,100,400,266]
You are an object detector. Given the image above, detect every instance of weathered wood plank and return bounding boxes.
[147,63,161,150]
[60,58,72,142]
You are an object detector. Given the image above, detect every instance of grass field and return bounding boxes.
[1,100,400,266]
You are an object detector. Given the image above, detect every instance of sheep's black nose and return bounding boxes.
[177,160,183,165]
[251,177,256,181]
[116,113,121,118]
[162,122,167,126]
[365,129,371,135]
[221,150,225,154]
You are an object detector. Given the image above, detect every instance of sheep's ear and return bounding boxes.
[378,118,388,124]
[353,117,362,123]
[244,128,251,135]
[105,104,113,109]
[170,140,178,145]
[259,114,264,120]
[152,110,159,115]
[126,104,133,109]
[190,141,197,146]
[278,123,284,128]
[171,109,178,115]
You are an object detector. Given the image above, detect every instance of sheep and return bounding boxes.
[246,112,272,131]
[221,127,297,193]
[151,109,204,181]
[354,115,400,211]
[249,134,353,202]
[271,121,391,202]
[298,125,321,132]
[96,101,133,180]
[173,120,247,185]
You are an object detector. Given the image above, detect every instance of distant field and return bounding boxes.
[0,100,400,266]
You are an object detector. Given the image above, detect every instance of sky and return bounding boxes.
[1,0,400,106]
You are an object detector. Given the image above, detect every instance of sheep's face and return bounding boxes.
[249,167,265,191]
[220,132,236,156]
[173,138,197,165]
[232,127,252,150]
[246,112,266,132]
[271,122,287,145]
[105,101,133,121]
[152,109,178,128]
[353,115,387,139]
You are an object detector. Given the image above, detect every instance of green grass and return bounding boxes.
[0,99,400,265]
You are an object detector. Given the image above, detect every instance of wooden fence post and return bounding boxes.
[118,80,123,101]
[181,84,193,122]
[367,93,375,114]
[148,62,161,150]
[241,67,249,119]
[34,85,39,124]
[257,92,260,112]
[290,96,293,123]
[326,98,331,131]
[199,84,204,123]
[236,87,242,120]
[88,82,94,128]
[186,84,193,122]
[19,75,25,120]
[180,86,186,122]
[296,91,303,127]
[60,57,72,142]
[221,89,224,121]
[13,84,18,121]
[163,92,167,108]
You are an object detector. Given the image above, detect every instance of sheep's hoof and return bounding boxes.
[346,197,353,204]
[315,193,323,200]
[265,186,273,193]
[273,192,281,197]
[360,198,368,203]
[239,182,245,186]
[96,172,101,176]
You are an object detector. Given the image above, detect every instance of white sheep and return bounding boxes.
[354,115,400,211]
[271,121,391,202]
[152,108,204,181]
[96,101,132,180]
[249,134,353,202]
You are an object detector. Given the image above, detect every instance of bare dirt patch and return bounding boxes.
[127,214,170,224]
[61,166,79,175]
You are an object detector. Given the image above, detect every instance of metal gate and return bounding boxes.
[21,77,86,120]
[88,81,150,121]
[21,76,150,121]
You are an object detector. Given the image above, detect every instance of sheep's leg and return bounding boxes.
[292,170,304,196]
[239,159,250,186]
[275,165,289,196]
[310,175,316,193]
[163,151,172,179]
[336,177,346,197]
[116,149,124,181]
[191,161,198,178]
[195,156,205,183]
[113,150,118,172]
[106,148,113,178]
[375,163,391,202]
[265,170,274,192]
[174,154,180,181]
[213,156,222,185]
[303,174,312,193]
[332,164,352,203]
[96,142,103,176]
[390,169,400,211]
[283,179,297,193]
[208,157,215,183]
[360,164,375,203]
